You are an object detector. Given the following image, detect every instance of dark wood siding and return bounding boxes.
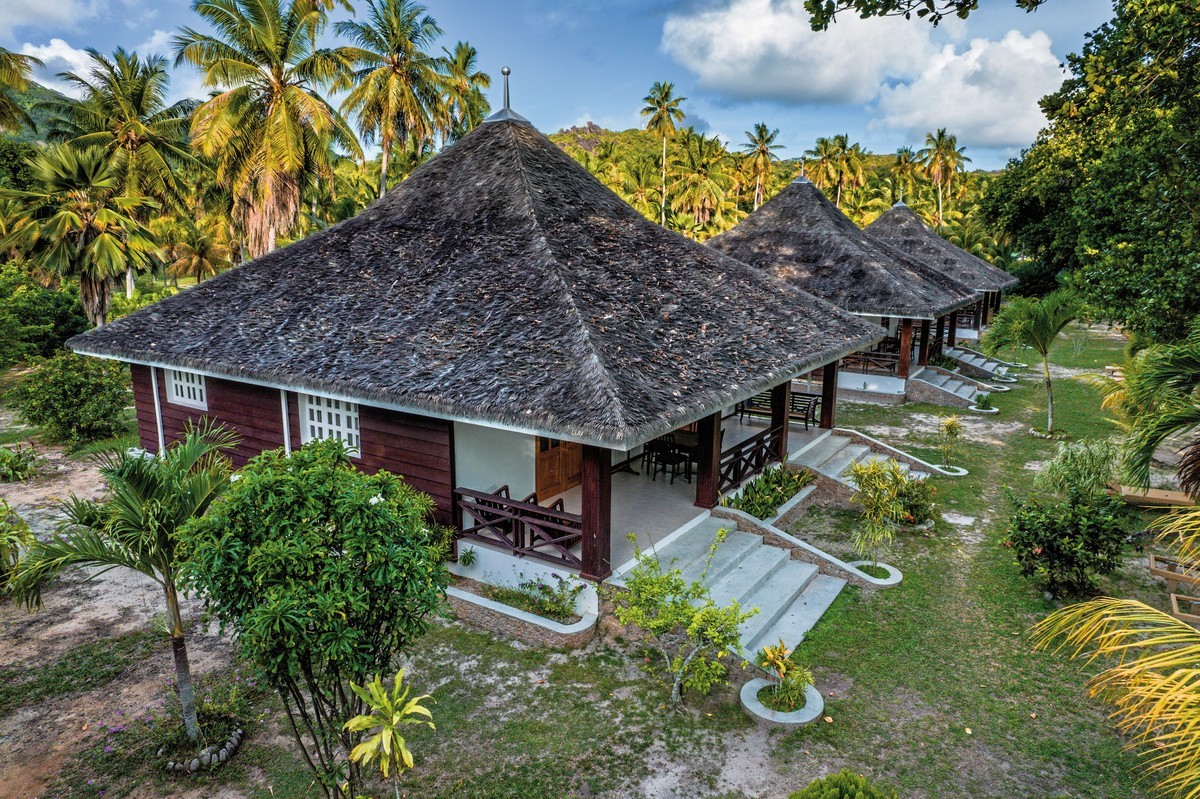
[131,367,454,523]
[356,406,454,525]
[130,364,158,452]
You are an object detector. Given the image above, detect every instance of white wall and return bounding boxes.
[453,422,536,498]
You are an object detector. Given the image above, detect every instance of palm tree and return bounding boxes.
[640,81,686,227]
[11,424,238,741]
[40,47,198,298]
[169,220,234,283]
[918,128,971,232]
[174,0,361,258]
[0,145,160,326]
[741,123,784,210]
[982,290,1081,433]
[672,130,733,229]
[439,41,490,144]
[0,47,43,134]
[336,0,445,199]
[617,155,661,221]
[892,146,921,203]
[831,135,866,209]
[1122,326,1200,494]
[804,136,839,192]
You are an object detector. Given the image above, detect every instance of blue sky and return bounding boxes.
[2,0,1115,168]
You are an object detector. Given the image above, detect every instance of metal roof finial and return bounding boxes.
[502,66,511,110]
[898,182,904,205]
[793,159,810,184]
[484,65,530,125]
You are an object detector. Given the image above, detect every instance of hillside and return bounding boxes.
[4,82,71,144]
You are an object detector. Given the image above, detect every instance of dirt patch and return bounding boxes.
[0,444,107,511]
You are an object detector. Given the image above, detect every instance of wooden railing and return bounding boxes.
[719,425,783,493]
[955,307,980,330]
[841,350,901,375]
[455,486,583,570]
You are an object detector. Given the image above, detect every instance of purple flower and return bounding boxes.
[103,746,114,753]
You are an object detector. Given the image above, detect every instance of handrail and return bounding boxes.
[841,350,900,375]
[719,425,783,493]
[455,487,584,570]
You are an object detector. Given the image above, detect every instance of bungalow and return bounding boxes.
[68,97,882,582]
[865,202,1019,343]
[707,177,981,405]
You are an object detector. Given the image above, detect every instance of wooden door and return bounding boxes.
[536,437,583,498]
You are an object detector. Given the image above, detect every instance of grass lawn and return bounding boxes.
[26,327,1166,799]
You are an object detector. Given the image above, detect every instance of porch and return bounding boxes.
[451,381,834,581]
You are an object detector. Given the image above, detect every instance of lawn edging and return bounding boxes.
[446,586,598,648]
[740,678,824,725]
[836,427,969,477]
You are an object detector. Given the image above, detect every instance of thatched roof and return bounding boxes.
[707,179,980,320]
[865,203,1018,293]
[71,118,882,450]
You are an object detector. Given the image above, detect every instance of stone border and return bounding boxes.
[933,464,969,476]
[845,560,903,587]
[834,428,968,477]
[166,728,244,774]
[918,364,1011,393]
[763,484,817,528]
[968,405,1000,414]
[740,679,824,725]
[446,586,597,648]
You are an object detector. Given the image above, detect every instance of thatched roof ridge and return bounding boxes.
[865,203,1018,292]
[71,120,882,450]
[707,179,980,320]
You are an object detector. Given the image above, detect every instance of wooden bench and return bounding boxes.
[736,390,822,430]
[1150,553,1200,592]
[1113,484,1198,508]
[1171,593,1200,624]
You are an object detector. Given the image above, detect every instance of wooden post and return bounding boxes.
[917,319,931,366]
[934,316,945,357]
[993,291,1002,313]
[981,293,992,326]
[580,444,612,581]
[820,361,838,429]
[972,299,984,330]
[947,311,958,347]
[770,381,791,461]
[897,318,914,379]
[694,410,722,509]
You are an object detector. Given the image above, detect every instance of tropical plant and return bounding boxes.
[846,459,906,566]
[610,531,755,707]
[179,439,449,798]
[336,0,445,198]
[439,41,490,143]
[0,445,46,482]
[167,220,233,283]
[1005,492,1128,596]
[0,145,160,326]
[481,572,585,623]
[9,424,238,740]
[756,639,814,712]
[0,47,43,134]
[344,670,434,799]
[7,352,130,444]
[896,474,937,526]
[937,414,962,466]
[891,145,921,203]
[742,123,784,209]
[672,130,735,230]
[1037,438,1119,499]
[0,500,34,595]
[640,81,686,226]
[720,466,815,520]
[174,0,362,258]
[918,128,971,231]
[788,769,898,799]
[1121,325,1200,496]
[983,290,1081,433]
[0,261,89,362]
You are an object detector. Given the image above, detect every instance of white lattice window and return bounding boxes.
[166,369,207,409]
[299,393,360,456]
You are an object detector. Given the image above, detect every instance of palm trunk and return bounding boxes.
[936,182,944,232]
[80,272,111,328]
[1043,355,1055,433]
[754,174,762,210]
[165,581,199,740]
[380,136,391,199]
[661,135,668,227]
[125,267,134,299]
[836,182,843,208]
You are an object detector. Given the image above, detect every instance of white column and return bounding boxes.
[150,368,165,455]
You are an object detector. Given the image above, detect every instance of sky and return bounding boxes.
[1,0,1116,169]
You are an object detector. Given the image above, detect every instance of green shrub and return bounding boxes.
[973,391,993,410]
[896,475,937,526]
[0,445,46,482]
[1037,438,1119,500]
[1005,493,1129,597]
[721,466,815,519]
[1,500,34,593]
[108,286,178,321]
[756,639,814,712]
[789,769,898,799]
[6,353,130,443]
[937,415,963,466]
[0,262,87,367]
[482,572,585,623]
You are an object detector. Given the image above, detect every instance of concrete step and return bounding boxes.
[860,453,911,476]
[954,384,976,398]
[706,545,790,605]
[922,372,950,388]
[793,434,850,471]
[819,443,871,479]
[651,517,735,574]
[944,379,964,394]
[737,560,821,650]
[748,574,847,653]
[678,529,761,584]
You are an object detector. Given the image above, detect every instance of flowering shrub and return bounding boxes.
[1005,493,1129,597]
[896,475,937,526]
[482,572,585,623]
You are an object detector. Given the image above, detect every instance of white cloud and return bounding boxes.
[872,30,1066,147]
[0,0,104,40]
[661,0,933,104]
[21,38,95,97]
[136,29,172,56]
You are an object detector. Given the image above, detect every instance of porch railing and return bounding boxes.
[719,425,783,493]
[455,486,583,570]
[955,307,980,330]
[841,350,901,375]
